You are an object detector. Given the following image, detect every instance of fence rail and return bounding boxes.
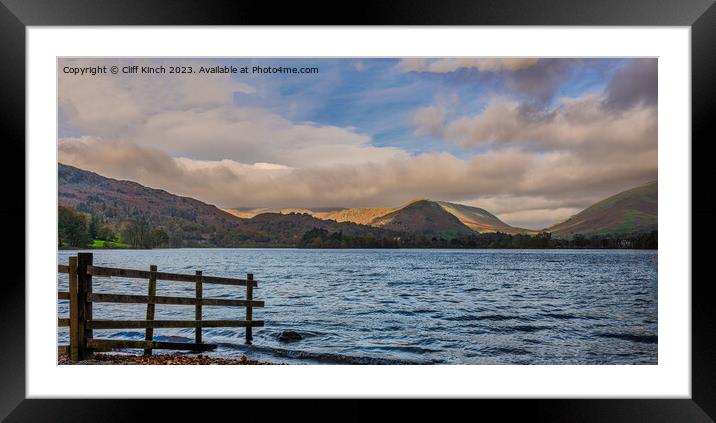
[57,252,264,361]
[86,293,264,308]
[86,265,257,286]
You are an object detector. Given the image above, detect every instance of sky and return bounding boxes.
[58,57,657,229]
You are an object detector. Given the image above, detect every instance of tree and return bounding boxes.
[151,227,170,248]
[88,214,100,239]
[122,216,152,248]
[58,206,91,247]
[96,224,116,241]
[166,222,185,248]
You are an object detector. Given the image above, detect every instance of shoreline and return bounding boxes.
[59,246,659,251]
[58,352,276,365]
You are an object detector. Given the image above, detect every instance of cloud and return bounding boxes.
[59,58,255,138]
[398,58,539,73]
[463,194,609,229]
[57,58,658,229]
[59,58,407,167]
[253,162,292,170]
[603,58,658,110]
[412,106,446,137]
[59,138,657,228]
[410,59,657,186]
[495,208,584,230]
[504,59,580,104]
[464,194,601,216]
[398,58,580,104]
[130,106,408,166]
[439,95,656,159]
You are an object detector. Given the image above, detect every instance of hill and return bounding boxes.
[305,200,529,235]
[59,163,657,248]
[436,201,536,235]
[368,199,475,237]
[231,200,534,237]
[313,207,395,225]
[59,163,259,246]
[547,181,657,238]
[239,212,398,245]
[58,163,395,247]
[223,207,316,219]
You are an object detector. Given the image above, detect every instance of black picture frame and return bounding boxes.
[1,0,714,421]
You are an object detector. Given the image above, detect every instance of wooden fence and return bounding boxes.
[58,252,264,361]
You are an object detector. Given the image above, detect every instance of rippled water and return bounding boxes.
[58,248,657,364]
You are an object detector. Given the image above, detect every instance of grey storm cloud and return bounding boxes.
[504,59,581,104]
[416,58,658,157]
[441,95,657,157]
[398,58,579,105]
[603,58,658,110]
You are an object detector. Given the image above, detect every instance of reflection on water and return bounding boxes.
[58,248,657,364]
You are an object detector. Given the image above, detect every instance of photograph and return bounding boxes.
[56,56,658,366]
[2,0,711,419]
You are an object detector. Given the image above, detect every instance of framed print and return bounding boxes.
[2,0,715,421]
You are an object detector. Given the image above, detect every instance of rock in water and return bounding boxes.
[278,331,303,342]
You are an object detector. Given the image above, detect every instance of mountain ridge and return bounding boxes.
[368,199,475,237]
[225,199,533,235]
[547,180,657,238]
[59,163,658,247]
[58,163,395,247]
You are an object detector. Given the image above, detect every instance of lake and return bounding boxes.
[58,248,658,364]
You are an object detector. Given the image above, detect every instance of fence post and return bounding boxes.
[76,252,93,360]
[144,264,157,355]
[246,273,253,343]
[195,271,203,344]
[68,256,79,361]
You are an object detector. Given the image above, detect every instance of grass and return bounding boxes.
[91,239,130,249]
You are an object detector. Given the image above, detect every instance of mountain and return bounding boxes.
[313,207,395,225]
[291,201,530,235]
[547,181,657,238]
[59,163,256,245]
[224,207,316,219]
[59,163,657,248]
[368,199,475,237]
[58,163,394,247]
[232,200,533,236]
[226,200,487,239]
[435,201,536,235]
[238,212,397,245]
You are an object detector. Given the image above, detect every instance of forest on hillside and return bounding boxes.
[297,227,657,250]
[59,205,657,250]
